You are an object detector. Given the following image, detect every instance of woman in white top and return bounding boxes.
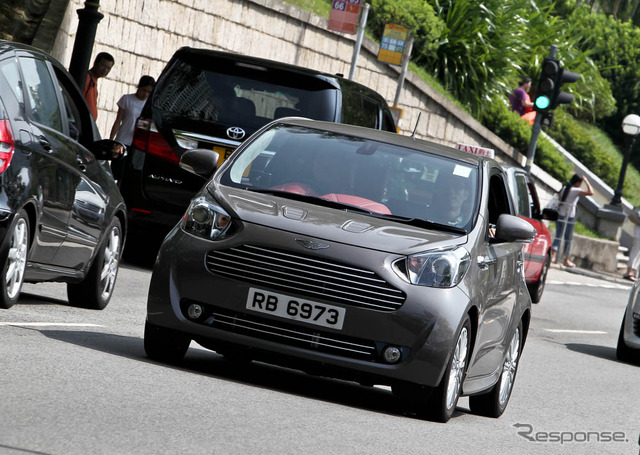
[109,75,155,180]
[551,174,594,268]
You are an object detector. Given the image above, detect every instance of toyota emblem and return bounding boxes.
[227,127,246,140]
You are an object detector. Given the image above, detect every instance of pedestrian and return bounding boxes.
[623,206,640,281]
[551,174,594,268]
[109,75,155,145]
[84,52,115,120]
[108,75,155,180]
[509,76,536,126]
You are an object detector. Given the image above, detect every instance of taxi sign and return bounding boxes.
[456,143,495,159]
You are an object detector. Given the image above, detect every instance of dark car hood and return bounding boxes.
[214,186,466,254]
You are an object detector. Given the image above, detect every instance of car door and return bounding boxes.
[47,62,108,269]
[16,54,77,264]
[470,168,523,376]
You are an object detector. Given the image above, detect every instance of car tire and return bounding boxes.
[527,253,550,304]
[144,321,191,363]
[616,316,640,364]
[67,218,122,310]
[423,315,471,423]
[0,210,30,309]
[469,320,523,418]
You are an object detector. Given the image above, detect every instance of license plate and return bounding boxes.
[214,145,235,167]
[246,287,345,330]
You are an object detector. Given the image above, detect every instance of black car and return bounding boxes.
[0,40,127,309]
[117,47,397,248]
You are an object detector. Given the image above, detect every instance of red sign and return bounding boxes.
[328,0,362,35]
[456,143,495,159]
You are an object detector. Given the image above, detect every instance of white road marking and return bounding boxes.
[544,329,607,334]
[0,322,104,327]
[547,280,629,289]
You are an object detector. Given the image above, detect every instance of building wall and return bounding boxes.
[50,0,523,167]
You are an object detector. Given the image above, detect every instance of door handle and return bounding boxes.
[39,136,52,151]
[477,256,497,269]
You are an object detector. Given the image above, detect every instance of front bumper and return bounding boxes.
[146,225,472,388]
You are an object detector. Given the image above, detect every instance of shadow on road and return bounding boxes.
[37,328,468,422]
[565,343,617,362]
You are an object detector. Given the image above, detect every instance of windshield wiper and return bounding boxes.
[369,213,467,234]
[246,188,373,214]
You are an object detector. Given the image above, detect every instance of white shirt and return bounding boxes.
[114,93,146,145]
[558,187,582,218]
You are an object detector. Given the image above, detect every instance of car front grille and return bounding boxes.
[205,244,406,311]
[181,300,377,360]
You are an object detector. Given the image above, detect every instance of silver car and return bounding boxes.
[144,118,535,422]
[617,279,640,364]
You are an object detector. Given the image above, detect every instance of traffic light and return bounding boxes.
[534,58,558,111]
[534,57,580,112]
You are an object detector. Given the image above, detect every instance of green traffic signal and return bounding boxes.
[535,95,550,110]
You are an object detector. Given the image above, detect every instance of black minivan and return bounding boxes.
[117,47,397,248]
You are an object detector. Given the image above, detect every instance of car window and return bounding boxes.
[154,59,337,129]
[19,57,63,132]
[513,173,532,218]
[341,91,379,128]
[487,172,513,231]
[0,59,24,106]
[223,125,479,232]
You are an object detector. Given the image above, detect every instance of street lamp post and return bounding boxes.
[610,114,640,206]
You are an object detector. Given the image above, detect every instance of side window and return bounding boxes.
[0,59,24,106]
[513,174,532,218]
[487,173,513,227]
[381,109,396,132]
[53,65,94,143]
[341,90,378,128]
[19,58,63,132]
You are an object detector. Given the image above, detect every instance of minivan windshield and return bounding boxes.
[153,60,337,130]
[222,125,480,232]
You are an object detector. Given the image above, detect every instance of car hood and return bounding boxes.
[214,186,467,254]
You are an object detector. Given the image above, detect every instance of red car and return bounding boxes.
[503,165,558,303]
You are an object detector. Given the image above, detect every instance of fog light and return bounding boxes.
[633,312,640,320]
[187,304,203,320]
[383,346,402,363]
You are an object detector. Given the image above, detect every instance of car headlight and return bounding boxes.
[404,246,470,288]
[181,197,232,240]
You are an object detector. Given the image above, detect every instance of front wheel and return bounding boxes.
[616,316,640,364]
[469,320,523,418]
[67,218,122,310]
[423,315,471,422]
[0,210,30,309]
[144,321,191,363]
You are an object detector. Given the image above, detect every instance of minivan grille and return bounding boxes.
[205,244,405,311]
[182,301,377,360]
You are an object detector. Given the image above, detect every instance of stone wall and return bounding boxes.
[50,0,523,167]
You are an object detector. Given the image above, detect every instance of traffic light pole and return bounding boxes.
[525,45,558,174]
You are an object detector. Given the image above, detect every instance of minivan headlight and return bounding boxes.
[404,246,470,288]
[181,197,232,240]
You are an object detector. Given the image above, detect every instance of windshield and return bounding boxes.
[221,125,480,232]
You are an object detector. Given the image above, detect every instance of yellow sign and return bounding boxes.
[377,24,408,66]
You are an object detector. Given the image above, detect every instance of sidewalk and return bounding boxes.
[549,261,634,286]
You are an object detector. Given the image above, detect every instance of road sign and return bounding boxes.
[377,24,408,66]
[328,0,362,35]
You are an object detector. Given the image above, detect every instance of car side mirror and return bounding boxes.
[89,139,127,160]
[494,214,536,243]
[542,208,559,222]
[179,149,220,179]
